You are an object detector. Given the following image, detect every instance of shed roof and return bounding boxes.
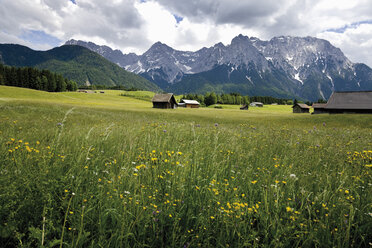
[180,99,200,105]
[325,91,372,109]
[292,103,310,109]
[152,93,175,103]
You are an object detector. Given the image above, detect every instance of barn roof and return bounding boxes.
[312,103,327,109]
[292,103,310,109]
[152,93,175,103]
[325,91,372,109]
[180,99,200,105]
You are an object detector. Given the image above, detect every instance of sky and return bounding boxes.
[1,0,372,67]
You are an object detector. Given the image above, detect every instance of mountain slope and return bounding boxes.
[0,44,159,91]
[65,36,372,101]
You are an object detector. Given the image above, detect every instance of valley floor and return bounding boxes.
[0,86,371,247]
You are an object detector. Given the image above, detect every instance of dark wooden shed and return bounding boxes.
[152,93,178,109]
[292,103,310,113]
[240,104,249,110]
[323,91,372,114]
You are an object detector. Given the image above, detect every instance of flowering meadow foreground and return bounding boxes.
[0,87,371,247]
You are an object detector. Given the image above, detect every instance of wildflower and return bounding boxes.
[210,216,215,219]
[345,190,349,194]
[251,180,257,184]
[214,123,218,127]
[275,180,280,184]
[69,211,73,214]
[64,189,69,193]
[286,206,293,212]
[163,130,167,133]
[290,174,297,178]
[282,181,287,184]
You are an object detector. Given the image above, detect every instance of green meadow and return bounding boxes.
[0,86,371,247]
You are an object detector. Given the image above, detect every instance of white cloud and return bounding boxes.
[0,0,371,67]
[318,23,372,66]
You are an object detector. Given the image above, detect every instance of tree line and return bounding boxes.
[181,92,290,106]
[0,64,78,92]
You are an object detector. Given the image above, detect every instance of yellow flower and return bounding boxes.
[275,180,279,184]
[286,206,293,212]
[169,214,172,218]
[251,180,257,184]
[282,181,287,184]
[210,216,215,219]
[64,189,69,193]
[345,190,349,194]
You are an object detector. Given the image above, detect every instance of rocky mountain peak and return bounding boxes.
[64,35,372,101]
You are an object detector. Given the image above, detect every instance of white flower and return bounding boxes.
[290,174,297,178]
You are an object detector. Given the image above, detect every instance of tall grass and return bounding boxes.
[0,89,371,247]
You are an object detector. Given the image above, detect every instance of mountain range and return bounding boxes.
[66,35,372,101]
[0,44,159,91]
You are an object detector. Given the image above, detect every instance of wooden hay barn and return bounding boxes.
[292,103,310,113]
[250,102,263,107]
[240,104,249,110]
[152,93,178,109]
[179,99,200,108]
[322,91,372,114]
[312,103,327,114]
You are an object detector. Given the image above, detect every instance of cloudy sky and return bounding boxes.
[1,0,372,66]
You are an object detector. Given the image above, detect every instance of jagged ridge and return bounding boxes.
[66,35,372,101]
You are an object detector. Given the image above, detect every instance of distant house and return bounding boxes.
[152,93,178,109]
[250,102,263,107]
[240,104,249,110]
[78,90,95,93]
[179,99,200,108]
[322,91,372,114]
[312,103,327,114]
[292,103,310,113]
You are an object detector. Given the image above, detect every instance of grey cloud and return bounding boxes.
[155,0,291,27]
[63,1,148,47]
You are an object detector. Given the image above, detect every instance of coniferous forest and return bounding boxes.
[0,63,78,92]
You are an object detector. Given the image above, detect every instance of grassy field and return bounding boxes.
[0,86,371,247]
